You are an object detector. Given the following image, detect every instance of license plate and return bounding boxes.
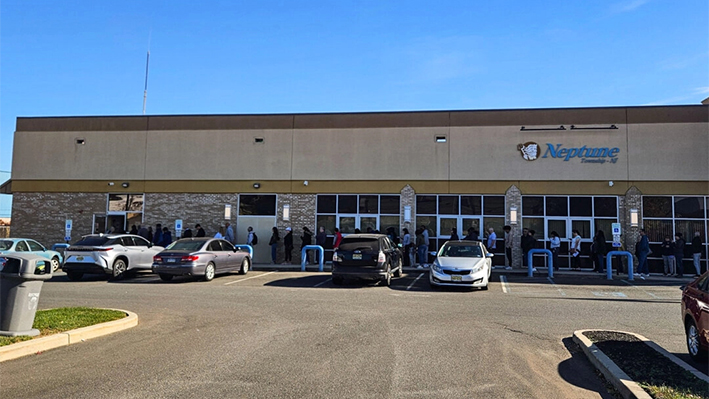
[352,254,362,260]
[451,275,462,282]
[76,256,84,261]
[167,258,177,263]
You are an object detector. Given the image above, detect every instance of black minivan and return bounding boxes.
[331,234,403,286]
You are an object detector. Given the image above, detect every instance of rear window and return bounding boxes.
[73,236,111,246]
[338,238,380,252]
[0,240,13,251]
[440,244,482,258]
[166,240,206,251]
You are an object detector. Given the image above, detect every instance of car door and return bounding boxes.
[129,236,154,269]
[26,239,49,260]
[380,238,394,268]
[207,240,226,272]
[220,240,238,271]
[119,237,144,269]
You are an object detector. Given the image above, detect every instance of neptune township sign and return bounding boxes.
[517,142,620,164]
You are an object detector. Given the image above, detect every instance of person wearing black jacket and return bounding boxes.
[692,231,703,277]
[593,230,607,273]
[301,227,313,264]
[674,233,685,277]
[660,235,675,276]
[283,227,294,264]
[521,229,536,267]
[195,224,206,238]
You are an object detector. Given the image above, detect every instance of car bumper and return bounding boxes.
[332,263,387,280]
[152,263,206,277]
[429,268,487,287]
[62,263,109,275]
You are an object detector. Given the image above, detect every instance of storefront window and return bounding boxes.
[545,197,568,217]
[483,196,505,216]
[380,195,400,214]
[416,195,437,215]
[239,195,276,216]
[569,197,592,217]
[594,197,617,217]
[338,195,357,214]
[643,196,672,218]
[522,196,544,216]
[674,197,705,219]
[438,196,459,215]
[317,195,337,214]
[460,196,482,215]
[359,195,378,214]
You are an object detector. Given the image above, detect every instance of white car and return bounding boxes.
[429,241,493,290]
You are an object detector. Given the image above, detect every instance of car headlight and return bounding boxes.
[431,262,443,273]
[471,263,484,273]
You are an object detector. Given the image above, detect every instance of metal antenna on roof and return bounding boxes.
[142,31,151,115]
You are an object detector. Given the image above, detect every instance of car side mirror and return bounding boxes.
[148,243,153,248]
[486,253,494,258]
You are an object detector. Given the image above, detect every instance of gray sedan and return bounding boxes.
[152,238,251,282]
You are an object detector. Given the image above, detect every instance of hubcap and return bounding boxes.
[243,260,248,272]
[51,259,60,272]
[206,265,215,279]
[688,324,700,356]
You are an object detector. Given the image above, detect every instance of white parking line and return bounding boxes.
[547,276,566,296]
[500,275,509,294]
[621,279,660,299]
[406,273,425,291]
[224,271,276,285]
[313,278,331,288]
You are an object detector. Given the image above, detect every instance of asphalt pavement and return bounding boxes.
[1,267,697,399]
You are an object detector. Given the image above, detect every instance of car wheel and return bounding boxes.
[686,319,708,360]
[50,257,61,273]
[204,262,216,281]
[480,283,489,291]
[332,276,344,285]
[381,264,391,287]
[394,258,403,277]
[239,258,250,275]
[428,279,438,290]
[66,271,83,281]
[112,259,127,279]
[159,273,174,282]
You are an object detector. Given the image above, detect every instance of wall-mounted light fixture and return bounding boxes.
[404,205,412,223]
[435,135,447,143]
[570,125,618,130]
[509,207,518,225]
[121,182,130,188]
[108,182,114,186]
[224,204,232,220]
[75,138,86,145]
[303,180,309,186]
[283,204,290,221]
[520,125,566,131]
[630,208,639,227]
[608,181,614,187]
[253,183,261,189]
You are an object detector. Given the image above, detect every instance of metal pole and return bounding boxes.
[142,51,150,115]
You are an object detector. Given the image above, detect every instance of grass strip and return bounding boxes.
[584,331,708,399]
[0,307,126,347]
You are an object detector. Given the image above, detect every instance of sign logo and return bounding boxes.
[517,142,539,161]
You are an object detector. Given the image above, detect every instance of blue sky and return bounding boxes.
[1,0,707,217]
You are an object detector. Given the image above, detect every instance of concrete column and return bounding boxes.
[400,184,415,235]
[623,186,643,265]
[505,185,523,268]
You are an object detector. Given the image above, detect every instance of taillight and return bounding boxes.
[181,255,199,262]
[153,256,162,263]
[332,251,342,262]
[96,247,113,252]
[378,251,386,263]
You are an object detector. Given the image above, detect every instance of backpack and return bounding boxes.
[251,233,258,245]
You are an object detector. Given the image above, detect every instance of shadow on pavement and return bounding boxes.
[498,272,689,288]
[533,296,679,304]
[671,352,709,376]
[559,337,617,398]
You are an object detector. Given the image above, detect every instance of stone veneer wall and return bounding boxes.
[11,193,106,247]
[275,193,316,264]
[623,186,643,266]
[143,193,239,238]
[400,185,415,237]
[505,185,523,268]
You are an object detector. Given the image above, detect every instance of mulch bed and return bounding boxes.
[583,331,708,399]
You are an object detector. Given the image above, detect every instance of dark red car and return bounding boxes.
[681,271,709,360]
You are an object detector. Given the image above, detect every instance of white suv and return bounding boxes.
[63,234,164,280]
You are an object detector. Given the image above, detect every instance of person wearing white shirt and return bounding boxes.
[487,228,497,252]
[550,231,561,270]
[570,230,582,270]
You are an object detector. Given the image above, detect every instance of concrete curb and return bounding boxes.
[573,329,709,399]
[0,309,138,363]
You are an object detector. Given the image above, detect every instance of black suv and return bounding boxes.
[331,234,403,286]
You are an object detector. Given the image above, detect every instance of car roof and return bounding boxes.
[175,237,214,242]
[341,234,386,239]
[82,234,146,239]
[442,240,483,246]
[3,238,38,242]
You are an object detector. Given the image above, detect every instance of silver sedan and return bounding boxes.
[152,238,251,282]
[429,241,493,290]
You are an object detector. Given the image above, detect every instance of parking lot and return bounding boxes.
[1,268,699,399]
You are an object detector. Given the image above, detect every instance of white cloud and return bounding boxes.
[611,0,651,13]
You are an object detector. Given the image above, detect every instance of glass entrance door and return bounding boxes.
[571,218,593,269]
[338,215,379,234]
[438,217,482,241]
[547,219,568,268]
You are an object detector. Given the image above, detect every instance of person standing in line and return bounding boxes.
[550,231,561,271]
[402,228,412,267]
[247,226,255,246]
[503,225,513,270]
[450,228,459,241]
[147,226,154,242]
[283,227,294,264]
[415,228,426,268]
[692,231,703,277]
[636,229,650,279]
[301,226,313,264]
[333,227,343,249]
[661,235,675,276]
[594,230,607,273]
[160,227,172,247]
[153,224,163,245]
[570,230,581,270]
[674,233,685,278]
[224,222,235,244]
[486,227,497,253]
[521,228,532,267]
[421,225,430,266]
[316,226,327,248]
[269,227,280,264]
[138,224,149,240]
[463,227,476,241]
[182,227,193,238]
[195,224,206,237]
[129,225,138,235]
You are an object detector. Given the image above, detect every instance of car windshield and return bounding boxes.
[338,238,380,252]
[73,236,111,246]
[166,240,206,251]
[439,245,482,258]
[0,240,13,251]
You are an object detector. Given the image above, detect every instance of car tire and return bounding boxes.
[66,271,83,281]
[112,259,127,280]
[381,264,391,287]
[50,257,61,273]
[239,258,250,275]
[332,276,344,285]
[686,319,708,361]
[480,283,489,291]
[204,262,216,282]
[394,258,403,277]
[158,273,173,282]
[428,279,438,290]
